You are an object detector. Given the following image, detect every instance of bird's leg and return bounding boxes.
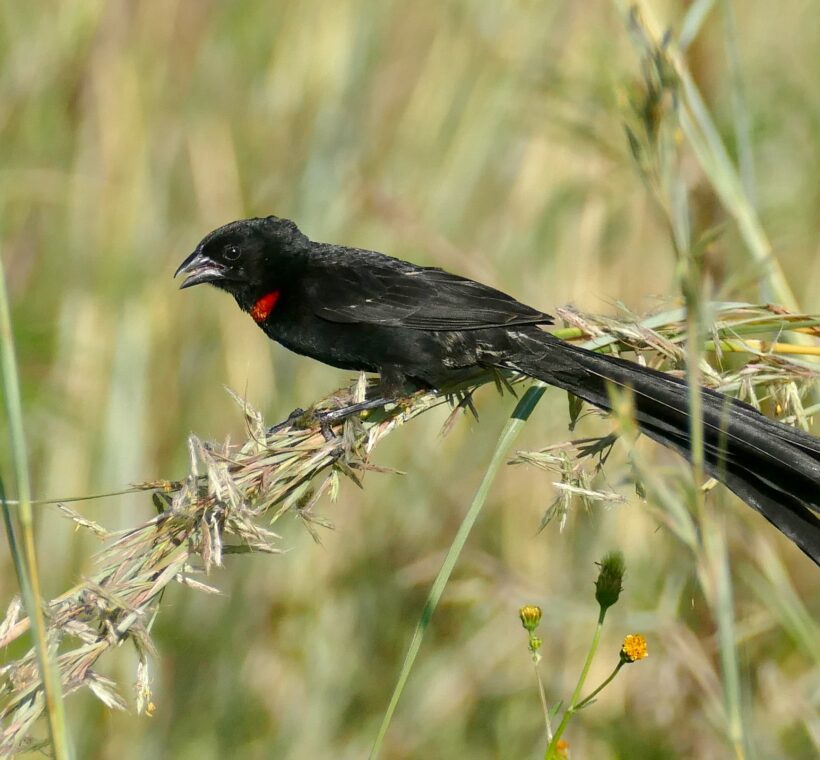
[266,396,396,440]
[267,367,416,439]
[318,396,394,424]
[315,366,419,437]
[266,396,396,439]
[266,407,306,435]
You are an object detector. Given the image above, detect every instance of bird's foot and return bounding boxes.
[318,396,394,425]
[266,397,396,441]
[315,397,396,441]
[266,407,307,435]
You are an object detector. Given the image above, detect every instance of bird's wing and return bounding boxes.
[302,248,552,331]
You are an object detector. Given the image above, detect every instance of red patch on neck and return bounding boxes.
[250,290,280,322]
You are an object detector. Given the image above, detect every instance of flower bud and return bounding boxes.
[594,551,625,611]
[519,605,542,632]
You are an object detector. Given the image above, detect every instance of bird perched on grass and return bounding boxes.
[176,215,820,564]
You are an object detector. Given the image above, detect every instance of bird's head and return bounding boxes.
[175,215,309,314]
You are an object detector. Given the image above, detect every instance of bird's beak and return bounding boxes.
[174,250,225,289]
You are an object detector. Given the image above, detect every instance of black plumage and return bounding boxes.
[176,215,820,564]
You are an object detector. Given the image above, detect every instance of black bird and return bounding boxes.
[176,215,820,564]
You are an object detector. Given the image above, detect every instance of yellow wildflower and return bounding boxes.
[621,634,648,663]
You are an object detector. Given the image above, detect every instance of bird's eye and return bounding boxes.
[224,245,240,261]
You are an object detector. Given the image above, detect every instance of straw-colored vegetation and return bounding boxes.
[1,1,817,758]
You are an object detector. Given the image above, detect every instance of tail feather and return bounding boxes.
[505,333,820,564]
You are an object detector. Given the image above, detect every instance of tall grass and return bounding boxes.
[0,245,71,755]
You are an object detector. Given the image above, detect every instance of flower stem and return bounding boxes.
[575,661,624,710]
[532,656,553,742]
[544,607,606,759]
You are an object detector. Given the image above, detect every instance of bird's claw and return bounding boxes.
[317,396,394,424]
[266,407,306,436]
[266,398,394,440]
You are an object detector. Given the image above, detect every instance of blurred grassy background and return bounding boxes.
[1,0,818,757]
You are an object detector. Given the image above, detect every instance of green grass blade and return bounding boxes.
[0,251,73,759]
[369,383,546,758]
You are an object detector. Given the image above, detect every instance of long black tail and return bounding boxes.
[506,332,820,564]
